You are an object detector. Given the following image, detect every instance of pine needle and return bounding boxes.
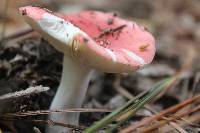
[83,76,176,133]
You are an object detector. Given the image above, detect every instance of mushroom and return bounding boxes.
[19,6,156,133]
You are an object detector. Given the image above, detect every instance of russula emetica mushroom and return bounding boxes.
[19,6,156,133]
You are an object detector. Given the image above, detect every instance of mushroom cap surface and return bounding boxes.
[19,6,156,73]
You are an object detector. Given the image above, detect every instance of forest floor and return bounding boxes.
[0,0,199,132]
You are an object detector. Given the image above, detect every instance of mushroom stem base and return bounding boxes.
[47,55,93,133]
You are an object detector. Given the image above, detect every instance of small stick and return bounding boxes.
[0,86,49,101]
[32,119,86,130]
[137,105,200,133]
[2,108,111,117]
[119,95,200,133]
[0,118,85,131]
[165,113,200,132]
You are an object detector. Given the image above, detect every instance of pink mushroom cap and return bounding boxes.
[19,6,156,73]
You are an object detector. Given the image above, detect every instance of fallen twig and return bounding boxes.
[119,95,200,133]
[166,122,188,133]
[1,108,111,118]
[1,118,85,131]
[0,86,49,101]
[163,112,200,132]
[136,105,200,133]
[33,119,86,130]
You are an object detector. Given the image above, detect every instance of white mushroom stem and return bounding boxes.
[48,55,93,133]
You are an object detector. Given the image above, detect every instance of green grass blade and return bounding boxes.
[83,76,176,133]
